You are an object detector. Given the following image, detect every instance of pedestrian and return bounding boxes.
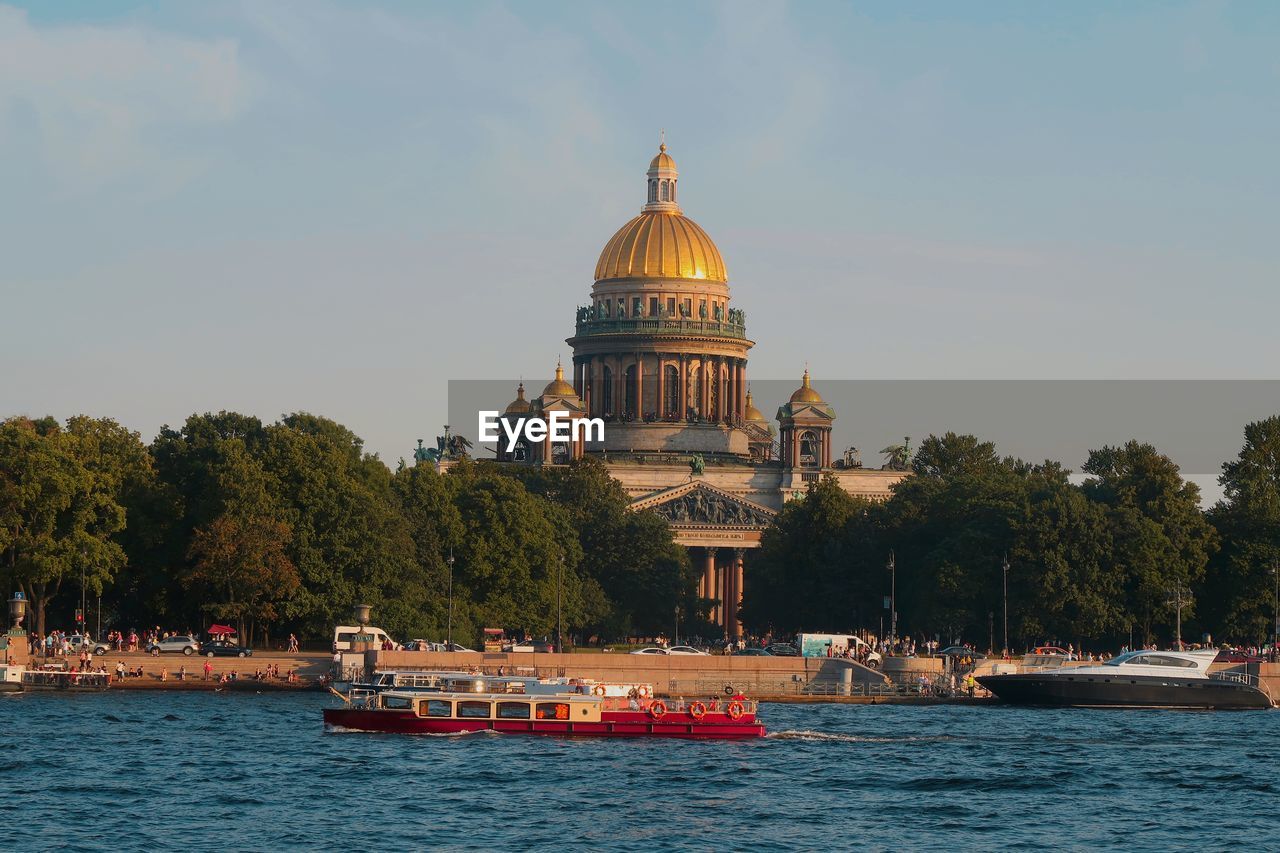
[288,633,299,653]
[203,659,213,681]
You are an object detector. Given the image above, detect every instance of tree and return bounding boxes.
[1201,417,1280,642]
[0,417,130,637]
[1082,441,1216,644]
[186,513,300,638]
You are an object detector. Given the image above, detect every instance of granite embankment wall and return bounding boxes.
[367,650,889,697]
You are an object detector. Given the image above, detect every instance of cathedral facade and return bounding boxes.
[480,144,907,638]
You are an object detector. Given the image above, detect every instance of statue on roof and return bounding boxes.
[880,436,911,471]
[688,453,705,477]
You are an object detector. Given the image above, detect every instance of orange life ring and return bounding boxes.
[689,701,707,720]
[636,685,650,698]
[592,685,606,697]
[648,699,667,720]
[727,701,745,721]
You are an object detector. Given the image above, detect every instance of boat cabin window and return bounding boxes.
[1134,654,1198,668]
[497,702,531,720]
[535,702,571,720]
[457,700,491,718]
[382,695,414,710]
[420,699,452,717]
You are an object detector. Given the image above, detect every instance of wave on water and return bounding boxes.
[323,725,499,738]
[768,730,959,743]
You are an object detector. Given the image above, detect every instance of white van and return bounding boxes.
[332,625,394,652]
[796,633,882,668]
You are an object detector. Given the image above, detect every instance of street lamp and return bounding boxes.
[1002,554,1010,658]
[1271,561,1278,652]
[887,551,897,646]
[80,549,87,635]
[556,555,564,654]
[446,548,455,649]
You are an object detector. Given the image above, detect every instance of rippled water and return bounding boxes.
[3,692,1276,850]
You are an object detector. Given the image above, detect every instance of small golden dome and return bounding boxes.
[789,369,824,404]
[595,212,727,282]
[542,361,576,397]
[744,389,767,422]
[649,142,676,171]
[504,382,531,414]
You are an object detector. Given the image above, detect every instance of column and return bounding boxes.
[678,355,688,421]
[726,360,736,424]
[733,548,746,640]
[656,356,666,419]
[635,353,644,419]
[704,548,718,624]
[737,362,746,422]
[701,356,711,418]
[613,356,623,417]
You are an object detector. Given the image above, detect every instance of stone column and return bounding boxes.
[656,355,666,419]
[634,353,644,418]
[737,361,746,422]
[704,547,718,625]
[678,355,688,421]
[613,356,623,418]
[701,356,711,418]
[716,358,726,422]
[733,548,746,639]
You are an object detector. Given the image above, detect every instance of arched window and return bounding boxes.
[648,179,657,203]
[513,439,528,462]
[551,441,569,464]
[664,365,680,418]
[799,430,820,467]
[660,180,670,201]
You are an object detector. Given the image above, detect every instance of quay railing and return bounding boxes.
[22,670,111,689]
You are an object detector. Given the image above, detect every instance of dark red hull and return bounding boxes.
[323,707,766,739]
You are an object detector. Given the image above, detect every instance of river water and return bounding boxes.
[3,691,1275,850]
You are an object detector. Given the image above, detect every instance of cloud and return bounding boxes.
[0,4,250,190]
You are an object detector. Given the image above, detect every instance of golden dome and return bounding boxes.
[542,361,576,397]
[744,389,767,422]
[649,143,676,171]
[595,212,727,283]
[789,369,824,404]
[504,382,531,414]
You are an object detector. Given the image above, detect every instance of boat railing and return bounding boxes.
[21,670,111,689]
[1209,670,1260,688]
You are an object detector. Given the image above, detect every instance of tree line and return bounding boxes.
[743,419,1280,650]
[5,410,1278,651]
[0,412,697,646]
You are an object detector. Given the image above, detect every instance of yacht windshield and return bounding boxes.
[1103,651,1144,666]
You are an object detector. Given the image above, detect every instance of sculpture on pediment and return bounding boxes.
[688,453,705,477]
[651,488,773,527]
[880,436,911,471]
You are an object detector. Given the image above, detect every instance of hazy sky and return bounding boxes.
[3,1,1278,478]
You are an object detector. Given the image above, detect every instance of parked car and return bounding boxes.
[666,645,709,655]
[734,648,773,656]
[765,643,801,657]
[939,646,983,658]
[629,647,669,655]
[202,639,253,658]
[508,640,555,653]
[147,635,200,656]
[66,634,112,655]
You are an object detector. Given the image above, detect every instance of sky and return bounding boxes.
[2,1,1278,486]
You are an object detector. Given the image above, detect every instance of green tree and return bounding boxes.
[0,417,130,637]
[1201,417,1280,643]
[1082,441,1216,644]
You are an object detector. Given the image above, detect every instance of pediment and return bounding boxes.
[630,481,776,528]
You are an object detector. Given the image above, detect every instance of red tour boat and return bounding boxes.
[324,689,766,739]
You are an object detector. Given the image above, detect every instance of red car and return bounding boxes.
[1214,649,1264,663]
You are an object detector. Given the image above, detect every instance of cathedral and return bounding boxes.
[463,143,907,638]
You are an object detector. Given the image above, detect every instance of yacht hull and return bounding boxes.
[978,673,1271,710]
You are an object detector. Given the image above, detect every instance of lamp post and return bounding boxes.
[887,551,897,645]
[1271,561,1278,652]
[80,550,87,634]
[556,555,564,654]
[1002,553,1010,658]
[446,548,455,649]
